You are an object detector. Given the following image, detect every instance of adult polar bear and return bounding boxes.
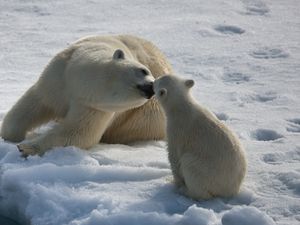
[1,35,172,156]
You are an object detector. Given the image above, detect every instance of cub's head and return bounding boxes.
[68,48,155,112]
[153,75,194,108]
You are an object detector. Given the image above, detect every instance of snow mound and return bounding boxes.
[222,206,275,225]
[0,141,266,225]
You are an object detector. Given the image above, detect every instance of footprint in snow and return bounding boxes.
[223,72,251,84]
[241,0,270,16]
[253,92,277,103]
[240,91,277,104]
[251,129,284,141]
[286,119,300,133]
[276,171,300,195]
[262,148,300,165]
[250,47,289,59]
[214,25,245,35]
[15,5,51,16]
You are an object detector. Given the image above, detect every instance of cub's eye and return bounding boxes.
[141,68,149,76]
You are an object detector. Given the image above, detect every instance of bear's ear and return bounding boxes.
[113,49,125,60]
[158,88,167,98]
[184,79,194,89]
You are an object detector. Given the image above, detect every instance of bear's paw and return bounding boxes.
[17,142,41,157]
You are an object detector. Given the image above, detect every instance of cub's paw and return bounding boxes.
[17,142,41,157]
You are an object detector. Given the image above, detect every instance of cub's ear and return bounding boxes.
[185,79,194,88]
[113,49,125,60]
[158,88,167,98]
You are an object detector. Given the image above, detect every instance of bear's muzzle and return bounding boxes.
[137,82,154,99]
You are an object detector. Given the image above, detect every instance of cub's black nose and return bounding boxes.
[137,82,154,99]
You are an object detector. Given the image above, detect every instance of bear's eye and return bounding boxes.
[141,69,149,76]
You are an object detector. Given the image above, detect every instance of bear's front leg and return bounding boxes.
[168,150,185,187]
[18,104,114,156]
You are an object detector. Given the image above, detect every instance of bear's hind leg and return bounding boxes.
[180,154,214,200]
[101,99,165,143]
[182,170,213,200]
[1,86,54,142]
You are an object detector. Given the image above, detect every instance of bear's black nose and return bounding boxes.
[137,82,154,99]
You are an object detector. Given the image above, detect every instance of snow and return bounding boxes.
[0,0,299,225]
[222,206,276,225]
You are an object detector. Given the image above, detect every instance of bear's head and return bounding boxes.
[67,48,155,112]
[153,75,194,109]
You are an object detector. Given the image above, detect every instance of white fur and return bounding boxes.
[1,35,173,156]
[154,75,247,200]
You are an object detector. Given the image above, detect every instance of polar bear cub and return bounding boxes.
[154,75,247,200]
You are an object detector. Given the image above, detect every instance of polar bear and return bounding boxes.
[153,75,247,200]
[1,35,172,156]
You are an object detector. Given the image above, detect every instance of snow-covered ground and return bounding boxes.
[0,0,299,224]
